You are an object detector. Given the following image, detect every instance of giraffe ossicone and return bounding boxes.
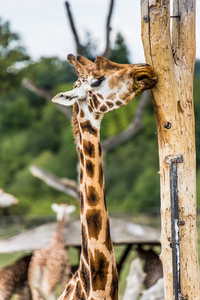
[52,55,157,300]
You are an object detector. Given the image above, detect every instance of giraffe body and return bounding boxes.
[28,203,75,300]
[0,254,32,300]
[52,55,157,300]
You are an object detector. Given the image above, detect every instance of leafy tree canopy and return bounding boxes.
[108,32,130,64]
[0,19,29,95]
[1,20,200,216]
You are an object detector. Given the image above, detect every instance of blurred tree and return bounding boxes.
[81,32,98,62]
[108,32,130,64]
[24,57,77,90]
[1,15,200,217]
[0,18,29,95]
[194,59,200,76]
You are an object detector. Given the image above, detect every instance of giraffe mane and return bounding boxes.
[72,102,80,153]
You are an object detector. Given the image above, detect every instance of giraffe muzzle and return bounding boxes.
[134,66,157,90]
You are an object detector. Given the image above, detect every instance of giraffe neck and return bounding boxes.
[77,102,118,299]
[58,102,118,300]
[51,217,66,245]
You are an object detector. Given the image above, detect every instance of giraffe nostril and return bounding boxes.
[137,75,150,82]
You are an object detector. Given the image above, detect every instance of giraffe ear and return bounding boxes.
[52,92,77,106]
[51,203,59,213]
[66,205,76,216]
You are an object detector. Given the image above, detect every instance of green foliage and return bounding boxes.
[0,21,200,216]
[24,57,77,89]
[0,19,29,94]
[81,32,98,62]
[194,59,200,76]
[105,105,159,212]
[0,96,34,132]
[108,32,130,64]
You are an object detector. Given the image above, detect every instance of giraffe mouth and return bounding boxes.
[134,66,157,90]
[135,72,157,89]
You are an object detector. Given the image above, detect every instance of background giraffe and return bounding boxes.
[28,203,75,300]
[52,54,157,300]
[0,254,32,300]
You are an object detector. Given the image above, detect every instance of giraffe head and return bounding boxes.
[51,203,76,221]
[52,54,157,114]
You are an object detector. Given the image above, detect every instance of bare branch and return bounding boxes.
[102,91,149,152]
[65,1,82,55]
[103,0,115,58]
[30,165,80,201]
[22,78,72,120]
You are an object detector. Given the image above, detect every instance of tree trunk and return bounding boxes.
[140,0,200,299]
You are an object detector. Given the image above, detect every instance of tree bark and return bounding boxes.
[141,0,199,299]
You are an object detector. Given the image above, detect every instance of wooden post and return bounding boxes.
[140,0,200,299]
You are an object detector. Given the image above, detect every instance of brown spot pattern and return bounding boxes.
[74,271,79,280]
[119,91,131,100]
[86,209,102,240]
[90,249,109,291]
[83,140,95,158]
[98,164,104,187]
[97,93,104,100]
[75,280,86,300]
[80,261,90,297]
[88,105,93,113]
[80,168,83,184]
[80,150,84,166]
[86,159,95,178]
[104,219,112,251]
[92,94,101,108]
[108,92,116,100]
[98,142,102,157]
[106,101,114,108]
[86,186,100,206]
[100,104,107,112]
[116,100,123,106]
[63,284,74,299]
[80,191,84,213]
[94,114,100,120]
[110,265,118,299]
[108,76,120,90]
[89,97,94,109]
[80,109,85,118]
[82,225,89,264]
[80,121,98,136]
[73,102,79,115]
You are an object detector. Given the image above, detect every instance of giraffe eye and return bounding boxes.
[90,76,105,87]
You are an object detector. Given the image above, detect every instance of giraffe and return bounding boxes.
[28,203,75,300]
[0,254,32,300]
[52,54,157,300]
